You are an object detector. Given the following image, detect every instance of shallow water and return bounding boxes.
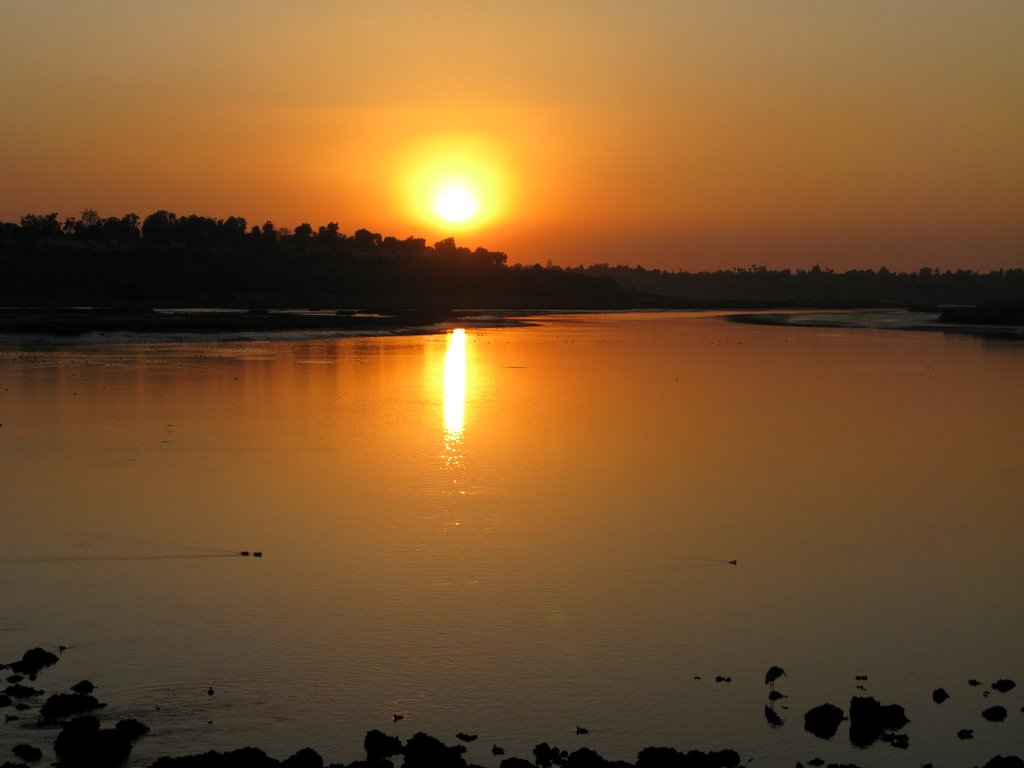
[1,311,1022,767]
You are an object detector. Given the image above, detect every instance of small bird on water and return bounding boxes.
[765,666,786,692]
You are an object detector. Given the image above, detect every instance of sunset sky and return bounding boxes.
[2,1,1022,271]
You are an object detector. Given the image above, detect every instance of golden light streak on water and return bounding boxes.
[443,328,467,437]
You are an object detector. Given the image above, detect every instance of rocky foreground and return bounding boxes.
[2,647,1022,768]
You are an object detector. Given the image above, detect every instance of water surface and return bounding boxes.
[1,312,1022,766]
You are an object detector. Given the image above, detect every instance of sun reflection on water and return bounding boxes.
[443,328,467,472]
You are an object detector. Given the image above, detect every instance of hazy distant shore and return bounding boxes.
[727,308,1024,339]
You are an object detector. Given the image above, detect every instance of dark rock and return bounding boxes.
[404,732,467,768]
[0,696,10,709]
[932,688,949,704]
[888,733,909,749]
[983,706,1008,722]
[534,743,565,768]
[564,747,609,768]
[4,685,42,699]
[492,745,504,755]
[283,747,323,768]
[364,730,402,763]
[5,676,23,684]
[848,697,908,746]
[10,649,59,677]
[0,762,28,768]
[958,729,974,740]
[969,679,982,687]
[807,760,824,767]
[854,675,867,681]
[455,733,477,743]
[13,704,29,711]
[982,758,1024,768]
[635,746,740,767]
[992,679,1016,693]
[70,681,94,695]
[714,676,731,683]
[499,759,534,768]
[803,704,844,739]
[4,715,18,723]
[40,693,104,720]
[54,715,133,767]
[115,718,150,742]
[150,747,279,768]
[11,745,42,762]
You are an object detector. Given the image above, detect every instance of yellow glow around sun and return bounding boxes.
[396,134,511,231]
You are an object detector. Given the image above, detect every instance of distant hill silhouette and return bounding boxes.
[569,263,1024,308]
[2,210,1021,310]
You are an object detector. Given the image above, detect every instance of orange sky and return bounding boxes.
[2,1,1022,271]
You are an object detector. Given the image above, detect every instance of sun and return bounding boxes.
[434,182,480,224]
[396,134,511,231]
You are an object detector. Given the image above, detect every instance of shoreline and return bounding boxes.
[3,646,1022,768]
[726,309,1024,340]
[0,307,495,338]
[1,306,1022,343]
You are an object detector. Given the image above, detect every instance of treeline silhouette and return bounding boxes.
[2,210,1022,309]
[569,262,1024,308]
[0,211,630,309]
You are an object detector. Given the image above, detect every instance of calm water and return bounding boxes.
[1,311,1022,767]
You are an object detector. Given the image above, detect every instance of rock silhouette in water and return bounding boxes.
[983,705,1008,722]
[54,715,134,767]
[12,744,43,762]
[455,732,477,743]
[363,729,402,763]
[992,679,1016,693]
[4,684,43,699]
[9,648,59,678]
[404,731,467,768]
[932,688,949,704]
[635,745,741,767]
[40,692,105,720]
[281,747,323,768]
[803,704,843,739]
[533,742,566,768]
[848,696,908,746]
[958,729,974,739]
[115,718,150,741]
[70,680,95,695]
